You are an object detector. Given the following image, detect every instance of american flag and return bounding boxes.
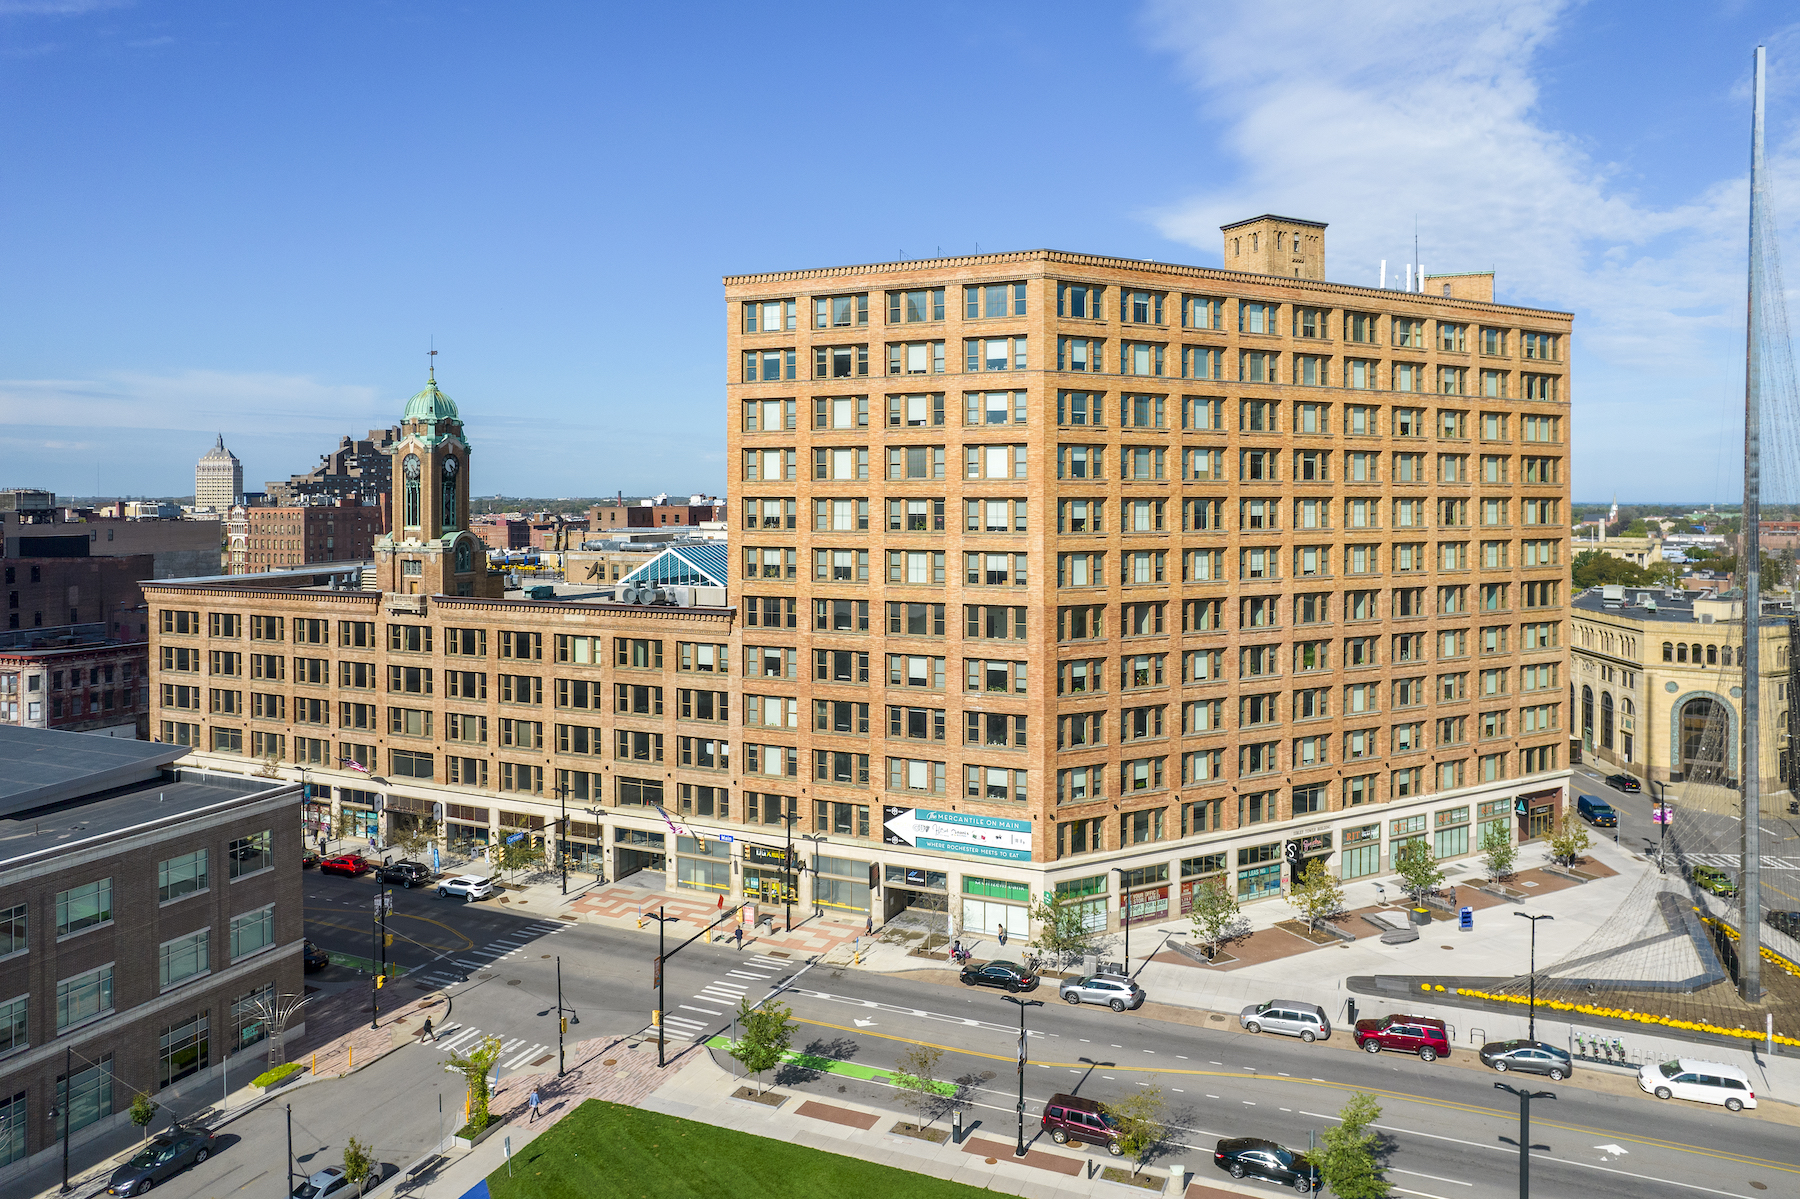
[339,757,370,774]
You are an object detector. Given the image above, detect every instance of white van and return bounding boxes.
[1637,1059,1757,1111]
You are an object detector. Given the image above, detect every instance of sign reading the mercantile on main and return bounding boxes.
[883,806,1031,862]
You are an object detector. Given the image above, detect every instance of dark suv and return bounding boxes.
[1041,1093,1123,1155]
[960,961,1040,993]
[1353,1014,1449,1062]
[374,860,433,888]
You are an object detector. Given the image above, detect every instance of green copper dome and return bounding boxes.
[403,379,459,423]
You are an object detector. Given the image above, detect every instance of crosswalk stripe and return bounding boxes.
[453,960,487,969]
[504,1045,549,1068]
[726,970,770,980]
[438,1028,480,1051]
[706,979,747,990]
[500,1038,525,1053]
[678,1005,720,1015]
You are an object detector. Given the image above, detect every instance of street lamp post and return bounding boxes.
[555,955,579,1077]
[1002,996,1044,1158]
[553,780,570,895]
[1513,912,1554,1041]
[647,909,680,1068]
[1115,867,1131,976]
[1649,780,1670,874]
[780,808,800,932]
[1495,1082,1554,1199]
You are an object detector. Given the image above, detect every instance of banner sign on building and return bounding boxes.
[744,843,791,868]
[882,806,1032,861]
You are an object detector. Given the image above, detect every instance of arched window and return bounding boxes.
[1677,644,1688,663]
[1621,697,1635,762]
[1600,692,1614,750]
[1691,643,1702,662]
[1663,641,1674,662]
[1706,644,1718,666]
[1582,685,1594,739]
[454,539,472,573]
[402,454,421,528]
[441,474,457,532]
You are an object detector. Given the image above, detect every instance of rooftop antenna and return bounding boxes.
[1413,216,1420,292]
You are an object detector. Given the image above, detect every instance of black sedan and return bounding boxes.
[1605,772,1642,793]
[108,1127,215,1195]
[1479,1038,1573,1081]
[374,859,433,888]
[958,960,1040,993]
[1215,1137,1319,1193]
[1769,910,1800,938]
[302,939,331,972]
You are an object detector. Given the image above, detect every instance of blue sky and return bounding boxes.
[1,0,1797,503]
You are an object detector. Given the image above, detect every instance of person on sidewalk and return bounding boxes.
[732,925,744,950]
[997,924,1007,947]
[418,1017,436,1043]
[527,1089,540,1122]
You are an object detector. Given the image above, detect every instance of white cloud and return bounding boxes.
[0,369,389,438]
[1139,0,1800,501]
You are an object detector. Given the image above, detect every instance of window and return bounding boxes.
[56,878,112,937]
[1521,331,1559,360]
[1057,765,1105,803]
[1058,658,1104,695]
[886,445,945,481]
[158,849,208,904]
[965,551,1027,587]
[1122,341,1165,376]
[390,749,434,779]
[744,398,797,431]
[966,764,1028,803]
[57,964,114,1030]
[964,390,1026,427]
[814,548,869,582]
[1184,345,1225,379]
[230,905,276,960]
[1183,295,1224,328]
[1058,390,1103,425]
[745,297,798,331]
[815,344,869,378]
[888,757,947,794]
[1123,446,1165,480]
[967,336,1026,372]
[884,393,941,427]
[1521,373,1557,400]
[1123,289,1165,325]
[1057,444,1105,479]
[965,658,1027,694]
[814,599,869,633]
[159,928,210,989]
[814,293,868,328]
[1056,337,1100,372]
[964,443,1027,480]
[1057,552,1104,587]
[965,280,1027,318]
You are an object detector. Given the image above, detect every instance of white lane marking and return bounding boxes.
[1394,1189,1458,1199]
[1392,1169,1473,1187]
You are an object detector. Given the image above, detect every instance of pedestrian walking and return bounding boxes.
[418,1016,436,1043]
[732,925,744,950]
[997,924,1007,947]
[527,1089,540,1122]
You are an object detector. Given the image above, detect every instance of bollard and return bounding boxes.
[953,1108,963,1145]
[348,1045,353,1071]
[1168,1162,1187,1193]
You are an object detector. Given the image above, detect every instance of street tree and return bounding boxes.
[1109,1083,1168,1175]
[129,1093,159,1140]
[342,1136,373,1189]
[1027,888,1098,967]
[730,996,794,1095]
[890,1042,946,1128]
[1289,858,1346,933]
[1188,877,1242,959]
[1547,811,1592,867]
[446,1034,504,1134]
[1480,823,1518,881]
[1317,1091,1390,1197]
[1392,840,1444,904]
[492,835,545,879]
[389,817,440,858]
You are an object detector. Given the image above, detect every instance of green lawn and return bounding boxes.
[485,1099,1022,1199]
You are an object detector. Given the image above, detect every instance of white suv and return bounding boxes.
[1638,1059,1757,1111]
[437,875,497,902]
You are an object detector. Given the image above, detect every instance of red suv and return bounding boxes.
[1353,1014,1449,1062]
[319,854,369,878]
[1041,1093,1123,1156]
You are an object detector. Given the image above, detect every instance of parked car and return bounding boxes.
[1354,1014,1449,1061]
[291,1167,353,1199]
[1479,1039,1573,1081]
[1638,1059,1757,1111]
[1767,910,1800,938]
[374,860,433,888]
[960,960,1040,993]
[108,1127,215,1196]
[1214,1137,1320,1193]
[437,874,497,902]
[1605,772,1642,793]
[1239,1000,1330,1042]
[1691,863,1737,897]
[1040,1092,1123,1155]
[1577,795,1618,827]
[301,848,321,869]
[302,939,331,972]
[1058,973,1145,1012]
[318,854,368,878]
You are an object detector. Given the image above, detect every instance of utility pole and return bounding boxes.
[781,808,799,932]
[1739,42,1768,1005]
[647,909,679,1068]
[1115,867,1131,975]
[372,889,392,1029]
[554,780,570,895]
[286,1103,295,1199]
[1003,996,1044,1158]
[1513,912,1553,1041]
[59,1045,70,1194]
[1495,1082,1554,1199]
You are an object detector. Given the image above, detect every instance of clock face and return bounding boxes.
[402,454,421,479]
[443,456,459,477]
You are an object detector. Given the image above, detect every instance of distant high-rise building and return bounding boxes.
[194,434,243,511]
[265,426,400,509]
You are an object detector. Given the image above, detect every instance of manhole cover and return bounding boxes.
[1749,1184,1767,1191]
[604,1059,617,1066]
[542,954,551,959]
[1441,945,1455,950]
[507,979,522,986]
[984,1157,997,1165]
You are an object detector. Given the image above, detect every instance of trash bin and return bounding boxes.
[1346,998,1358,1024]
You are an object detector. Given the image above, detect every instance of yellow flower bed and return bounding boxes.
[1434,981,1799,1046]
[1696,914,1800,980]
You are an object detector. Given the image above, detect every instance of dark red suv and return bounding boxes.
[1353,1014,1449,1062]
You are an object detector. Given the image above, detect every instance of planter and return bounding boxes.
[451,1117,506,1151]
[251,1062,306,1092]
[1411,908,1432,926]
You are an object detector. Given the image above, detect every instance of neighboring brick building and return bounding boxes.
[2,554,153,638]
[0,729,301,1181]
[264,426,400,509]
[469,516,530,552]
[226,497,381,575]
[0,628,149,737]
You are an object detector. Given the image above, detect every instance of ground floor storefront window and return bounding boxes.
[813,853,871,915]
[1341,824,1381,879]
[159,1013,209,1089]
[743,865,794,904]
[57,1057,111,1137]
[675,835,732,894]
[961,875,1028,936]
[1236,843,1282,900]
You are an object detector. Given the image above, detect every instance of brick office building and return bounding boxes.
[0,729,301,1181]
[0,629,149,737]
[227,496,382,575]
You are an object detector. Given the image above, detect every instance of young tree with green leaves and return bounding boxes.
[129,1093,159,1140]
[1027,888,1098,967]
[1392,840,1444,904]
[1109,1083,1167,1175]
[1289,858,1346,932]
[1188,876,1241,959]
[1547,811,1592,867]
[492,835,545,879]
[446,1034,503,1133]
[389,817,440,858]
[890,1042,946,1127]
[1317,1092,1390,1197]
[729,996,794,1095]
[342,1136,373,1189]
[1480,822,1517,881]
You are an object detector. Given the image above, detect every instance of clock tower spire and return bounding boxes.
[374,375,499,598]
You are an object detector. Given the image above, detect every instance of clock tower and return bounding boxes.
[374,376,500,598]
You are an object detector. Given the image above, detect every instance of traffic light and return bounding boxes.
[651,1010,661,1027]
[385,934,394,947]
[375,975,386,989]
[560,1017,568,1035]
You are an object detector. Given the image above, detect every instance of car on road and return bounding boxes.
[1041,1092,1123,1155]
[302,848,321,869]
[1058,973,1145,1011]
[1577,795,1617,827]
[291,1167,353,1199]
[318,854,368,878]
[1479,1039,1573,1081]
[1353,1014,1449,1061]
[1214,1137,1320,1193]
[1638,1058,1757,1111]
[107,1127,216,1196]
[959,960,1040,993]
[1239,999,1330,1042]
[1605,772,1642,793]
[1691,863,1737,897]
[374,859,433,888]
[437,874,497,902]
[1767,910,1800,938]
[302,939,331,972]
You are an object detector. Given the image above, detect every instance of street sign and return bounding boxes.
[883,806,1031,861]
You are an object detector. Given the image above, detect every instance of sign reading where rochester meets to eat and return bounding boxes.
[882,806,1031,861]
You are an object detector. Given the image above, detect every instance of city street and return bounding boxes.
[147,908,1800,1199]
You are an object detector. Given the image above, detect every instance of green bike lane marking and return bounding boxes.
[704,1035,956,1096]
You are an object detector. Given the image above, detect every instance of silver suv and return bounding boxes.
[437,875,497,902]
[1239,999,1331,1042]
[1058,973,1146,1012]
